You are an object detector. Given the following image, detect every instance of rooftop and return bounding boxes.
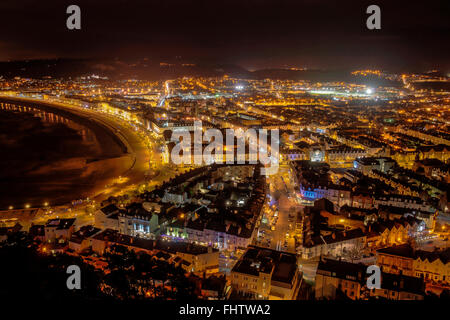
[232,246,298,284]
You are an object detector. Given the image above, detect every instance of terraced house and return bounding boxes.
[377,244,450,288]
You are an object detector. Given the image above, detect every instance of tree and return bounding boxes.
[343,242,365,263]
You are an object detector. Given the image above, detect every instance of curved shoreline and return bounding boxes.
[0,97,128,158]
[0,96,146,210]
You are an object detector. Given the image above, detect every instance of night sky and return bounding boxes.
[0,0,449,71]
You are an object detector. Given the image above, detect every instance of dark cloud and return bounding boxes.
[0,0,449,71]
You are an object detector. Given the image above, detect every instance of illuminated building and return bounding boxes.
[230,246,302,300]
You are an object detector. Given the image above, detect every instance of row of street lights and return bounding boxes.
[7,202,49,210]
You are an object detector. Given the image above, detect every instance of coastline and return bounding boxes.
[0,96,140,210]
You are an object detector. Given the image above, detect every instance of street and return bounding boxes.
[255,164,302,254]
